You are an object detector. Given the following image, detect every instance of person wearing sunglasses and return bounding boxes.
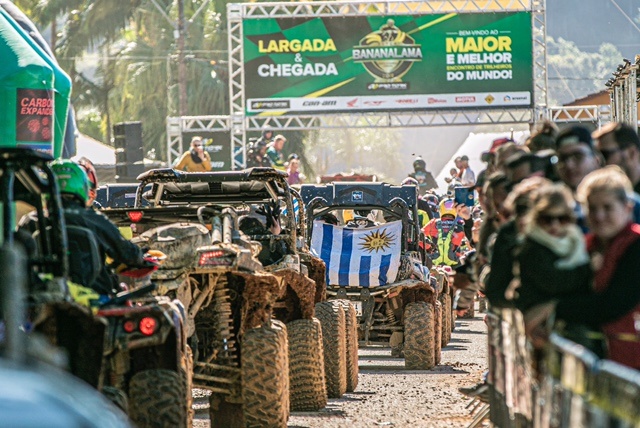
[555,125,601,191]
[515,183,591,329]
[525,167,640,368]
[174,136,212,172]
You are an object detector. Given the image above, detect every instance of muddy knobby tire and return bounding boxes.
[129,369,189,428]
[314,301,347,398]
[403,302,436,370]
[337,300,359,392]
[241,320,290,428]
[439,292,452,347]
[479,295,488,313]
[434,300,442,366]
[287,318,327,411]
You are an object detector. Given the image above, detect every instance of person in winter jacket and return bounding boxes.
[174,136,212,172]
[526,167,640,369]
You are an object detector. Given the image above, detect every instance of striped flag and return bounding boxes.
[310,220,402,287]
[282,198,299,222]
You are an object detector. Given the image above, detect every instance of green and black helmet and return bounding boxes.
[51,159,90,205]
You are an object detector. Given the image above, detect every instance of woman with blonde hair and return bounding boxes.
[527,167,640,367]
[516,182,591,315]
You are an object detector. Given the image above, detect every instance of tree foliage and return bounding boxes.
[546,36,622,105]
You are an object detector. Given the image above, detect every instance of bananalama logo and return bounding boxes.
[427,97,446,104]
[352,19,422,88]
[455,96,475,103]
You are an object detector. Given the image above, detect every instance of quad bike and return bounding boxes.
[300,181,442,370]
[0,243,132,428]
[0,149,190,427]
[95,252,192,428]
[0,149,107,389]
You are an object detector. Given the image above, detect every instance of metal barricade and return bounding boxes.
[487,307,640,428]
[486,307,536,427]
[591,360,640,427]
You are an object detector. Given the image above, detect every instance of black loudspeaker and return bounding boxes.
[113,121,144,182]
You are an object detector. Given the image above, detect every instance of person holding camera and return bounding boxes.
[174,136,212,172]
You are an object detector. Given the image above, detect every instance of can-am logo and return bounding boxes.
[455,96,475,103]
[351,191,364,202]
[428,97,446,104]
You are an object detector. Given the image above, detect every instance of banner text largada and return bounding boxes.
[243,12,533,114]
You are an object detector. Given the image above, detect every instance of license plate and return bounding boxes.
[352,301,363,317]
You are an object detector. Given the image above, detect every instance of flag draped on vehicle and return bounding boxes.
[310,220,402,287]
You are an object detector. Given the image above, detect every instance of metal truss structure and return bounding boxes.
[543,105,610,127]
[168,0,549,166]
[606,57,640,127]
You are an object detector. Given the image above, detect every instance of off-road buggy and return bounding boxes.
[99,167,339,425]
[0,149,191,428]
[300,181,445,369]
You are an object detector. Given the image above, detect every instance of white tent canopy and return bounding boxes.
[72,133,115,165]
[434,131,529,192]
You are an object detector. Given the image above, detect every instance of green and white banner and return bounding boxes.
[243,12,533,114]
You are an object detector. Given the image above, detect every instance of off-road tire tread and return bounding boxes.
[129,369,188,428]
[404,302,436,370]
[287,318,327,411]
[315,301,347,398]
[242,320,290,427]
[337,300,359,392]
[439,292,452,346]
[434,300,442,366]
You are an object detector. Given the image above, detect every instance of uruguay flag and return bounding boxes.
[310,220,402,287]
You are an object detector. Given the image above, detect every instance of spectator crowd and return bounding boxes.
[410,120,640,375]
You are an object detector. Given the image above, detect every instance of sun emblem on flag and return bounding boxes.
[359,228,395,253]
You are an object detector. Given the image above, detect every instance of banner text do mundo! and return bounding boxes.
[243,12,533,115]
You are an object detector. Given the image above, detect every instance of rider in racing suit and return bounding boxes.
[422,198,465,266]
[51,160,145,295]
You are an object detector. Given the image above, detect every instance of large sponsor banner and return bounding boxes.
[243,12,533,114]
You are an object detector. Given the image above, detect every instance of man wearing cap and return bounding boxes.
[267,134,287,170]
[592,122,640,194]
[459,155,475,187]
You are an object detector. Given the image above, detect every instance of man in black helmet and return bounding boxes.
[246,138,272,168]
[409,156,438,193]
[257,128,274,146]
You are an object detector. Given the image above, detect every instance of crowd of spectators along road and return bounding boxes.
[410,121,640,386]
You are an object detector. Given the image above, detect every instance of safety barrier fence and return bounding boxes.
[486,307,640,428]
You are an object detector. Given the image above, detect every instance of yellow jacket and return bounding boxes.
[175,151,212,172]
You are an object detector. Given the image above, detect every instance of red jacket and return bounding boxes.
[588,223,640,368]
